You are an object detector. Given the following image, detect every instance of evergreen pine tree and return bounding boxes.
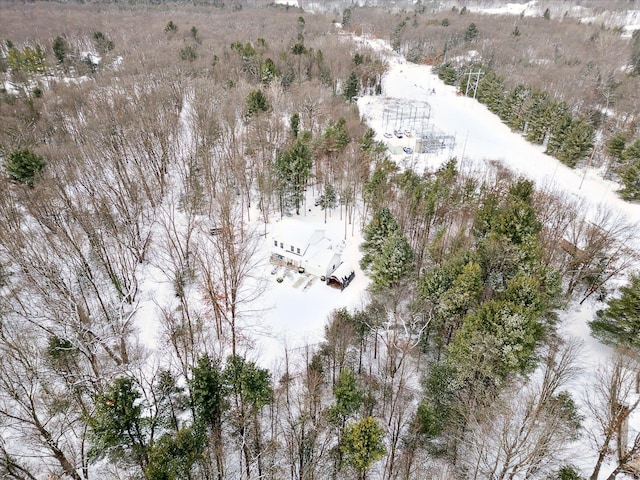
[545,104,572,156]
[524,91,554,145]
[617,159,640,200]
[5,148,46,187]
[554,117,594,167]
[342,8,352,27]
[52,36,66,65]
[436,62,457,85]
[464,23,479,42]
[590,273,640,349]
[345,72,359,102]
[476,69,505,114]
[88,378,149,467]
[606,133,627,162]
[371,230,414,289]
[245,89,270,118]
[290,112,300,138]
[360,207,400,270]
[622,138,640,163]
[340,417,386,480]
[274,139,313,214]
[501,84,531,130]
[328,367,364,426]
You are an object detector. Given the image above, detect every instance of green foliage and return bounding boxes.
[614,138,640,200]
[549,391,583,436]
[622,138,640,162]
[88,377,148,466]
[417,255,482,353]
[359,128,376,153]
[290,112,300,138]
[345,72,359,102]
[165,21,178,33]
[606,133,626,162]
[501,84,531,130]
[342,8,352,27]
[223,355,272,410]
[323,117,349,152]
[543,8,551,20]
[189,355,228,430]
[260,57,277,85]
[631,30,640,76]
[5,148,46,187]
[328,367,364,425]
[6,44,46,74]
[231,40,256,58]
[391,20,406,52]
[524,91,554,144]
[436,62,457,85]
[590,273,640,349]
[452,298,544,384]
[52,36,66,64]
[145,428,203,480]
[422,362,460,433]
[93,31,114,54]
[245,89,270,117]
[274,138,313,214]
[340,417,386,476]
[617,158,640,200]
[179,45,197,62]
[319,184,338,210]
[415,399,444,439]
[360,207,400,270]
[550,116,594,167]
[474,178,541,245]
[297,16,306,42]
[554,465,584,479]
[291,43,306,56]
[476,69,505,114]
[370,230,414,289]
[464,23,479,42]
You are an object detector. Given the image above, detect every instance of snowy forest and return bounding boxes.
[2,1,640,479]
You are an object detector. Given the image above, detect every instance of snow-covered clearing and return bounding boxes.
[128,29,640,478]
[356,36,640,478]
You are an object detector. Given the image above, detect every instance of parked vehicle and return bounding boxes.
[403,146,413,154]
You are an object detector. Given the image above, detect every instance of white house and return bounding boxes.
[270,220,342,278]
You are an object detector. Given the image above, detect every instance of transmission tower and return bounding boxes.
[465,71,484,99]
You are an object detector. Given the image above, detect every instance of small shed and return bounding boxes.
[327,263,355,290]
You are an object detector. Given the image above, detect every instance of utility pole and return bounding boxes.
[465,70,484,99]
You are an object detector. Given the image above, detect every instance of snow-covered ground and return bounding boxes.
[356,35,640,478]
[130,29,640,478]
[242,204,370,372]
